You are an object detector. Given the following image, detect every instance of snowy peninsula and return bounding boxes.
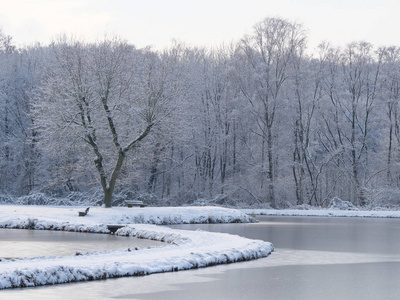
[0,205,273,289]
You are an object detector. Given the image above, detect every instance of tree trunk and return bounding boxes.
[267,125,276,207]
[103,188,113,208]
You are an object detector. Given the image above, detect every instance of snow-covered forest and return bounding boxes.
[1,17,400,208]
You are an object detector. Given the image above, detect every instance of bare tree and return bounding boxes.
[291,47,326,205]
[381,47,400,185]
[239,17,307,207]
[340,42,383,205]
[33,36,176,207]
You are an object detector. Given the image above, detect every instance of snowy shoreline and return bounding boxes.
[0,205,256,230]
[242,208,400,218]
[0,205,273,290]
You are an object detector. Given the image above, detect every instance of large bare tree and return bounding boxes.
[33,37,177,207]
[239,17,307,207]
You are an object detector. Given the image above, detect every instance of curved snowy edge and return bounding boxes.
[242,209,400,218]
[0,224,274,289]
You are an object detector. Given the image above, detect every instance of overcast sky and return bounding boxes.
[1,0,399,52]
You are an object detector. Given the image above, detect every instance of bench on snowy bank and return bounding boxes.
[124,200,147,208]
[78,207,90,216]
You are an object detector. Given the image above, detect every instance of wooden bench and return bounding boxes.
[78,207,90,216]
[124,200,147,208]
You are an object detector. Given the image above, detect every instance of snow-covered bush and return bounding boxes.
[367,188,400,208]
[293,204,315,210]
[0,194,13,204]
[17,193,59,205]
[65,192,101,206]
[110,189,161,207]
[329,197,359,211]
[0,192,100,206]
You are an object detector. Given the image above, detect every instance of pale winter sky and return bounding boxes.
[0,0,399,52]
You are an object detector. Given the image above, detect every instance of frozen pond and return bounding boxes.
[0,228,164,258]
[2,216,400,299]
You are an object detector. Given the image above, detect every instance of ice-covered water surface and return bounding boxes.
[0,228,164,258]
[3,216,400,299]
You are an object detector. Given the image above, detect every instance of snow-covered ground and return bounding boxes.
[0,205,273,289]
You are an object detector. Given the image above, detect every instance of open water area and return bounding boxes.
[2,216,400,299]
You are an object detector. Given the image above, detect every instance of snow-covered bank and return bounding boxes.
[0,205,272,289]
[0,205,255,231]
[0,225,273,290]
[242,208,400,218]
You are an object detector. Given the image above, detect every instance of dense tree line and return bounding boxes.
[1,18,400,207]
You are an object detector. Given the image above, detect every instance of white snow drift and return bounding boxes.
[0,205,273,289]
